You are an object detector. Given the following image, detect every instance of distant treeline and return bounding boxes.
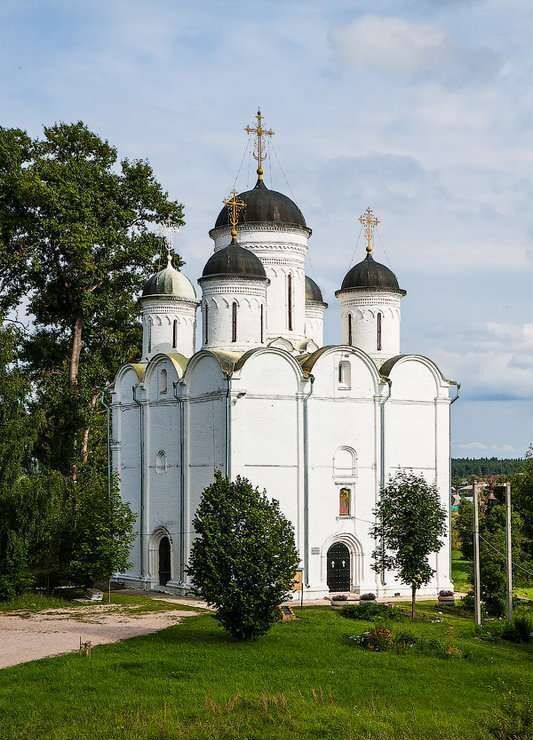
[452,457,525,482]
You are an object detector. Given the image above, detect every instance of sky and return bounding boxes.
[0,0,531,457]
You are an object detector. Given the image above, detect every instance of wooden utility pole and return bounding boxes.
[505,482,513,621]
[472,480,482,626]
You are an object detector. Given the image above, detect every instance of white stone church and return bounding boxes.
[112,115,458,599]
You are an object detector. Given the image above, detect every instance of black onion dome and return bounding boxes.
[338,254,406,295]
[305,276,325,303]
[214,179,308,231]
[200,240,267,281]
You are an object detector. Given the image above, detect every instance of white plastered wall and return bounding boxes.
[304,348,383,597]
[381,356,452,596]
[230,349,303,553]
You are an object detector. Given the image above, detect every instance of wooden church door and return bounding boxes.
[158,537,171,586]
[327,543,350,592]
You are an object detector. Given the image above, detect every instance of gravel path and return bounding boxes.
[0,605,199,669]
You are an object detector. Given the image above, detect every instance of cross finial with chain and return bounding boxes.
[359,207,380,255]
[159,219,174,266]
[224,190,246,241]
[244,108,274,181]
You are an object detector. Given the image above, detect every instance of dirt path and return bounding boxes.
[0,605,199,669]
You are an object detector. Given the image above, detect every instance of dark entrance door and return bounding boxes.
[327,543,350,592]
[158,537,171,586]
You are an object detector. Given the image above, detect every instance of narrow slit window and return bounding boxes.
[156,450,167,474]
[377,312,382,351]
[338,360,351,388]
[348,314,353,346]
[287,274,293,331]
[232,301,238,342]
[204,303,209,344]
[172,320,178,349]
[159,369,168,394]
[260,304,264,343]
[148,323,151,354]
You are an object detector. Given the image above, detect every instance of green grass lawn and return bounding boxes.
[0,604,531,740]
[451,549,472,593]
[0,591,201,614]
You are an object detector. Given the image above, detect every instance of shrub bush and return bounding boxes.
[439,590,454,597]
[394,631,417,651]
[348,626,394,652]
[360,592,376,601]
[347,629,464,658]
[188,473,299,641]
[331,594,348,602]
[341,601,405,622]
[500,613,533,643]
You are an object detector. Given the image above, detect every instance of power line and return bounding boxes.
[375,225,395,272]
[478,534,533,578]
[270,139,297,202]
[231,137,251,193]
[347,225,363,272]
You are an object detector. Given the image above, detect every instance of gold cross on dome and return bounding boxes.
[244,108,274,181]
[359,207,380,254]
[224,190,247,240]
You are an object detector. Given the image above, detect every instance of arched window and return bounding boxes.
[338,360,351,388]
[159,368,168,394]
[232,301,238,342]
[155,450,167,474]
[348,314,353,346]
[333,446,356,478]
[172,319,178,349]
[377,312,382,351]
[203,303,209,344]
[287,274,293,331]
[339,487,351,517]
[147,322,152,354]
[260,304,264,343]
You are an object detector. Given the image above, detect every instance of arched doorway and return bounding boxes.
[327,542,350,592]
[158,536,171,586]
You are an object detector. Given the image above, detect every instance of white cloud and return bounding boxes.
[454,441,519,454]
[330,15,501,88]
[429,321,533,401]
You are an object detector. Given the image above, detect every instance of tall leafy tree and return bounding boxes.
[0,322,42,598]
[478,501,524,616]
[188,473,300,640]
[512,445,533,564]
[455,500,474,561]
[0,121,184,473]
[371,471,447,618]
